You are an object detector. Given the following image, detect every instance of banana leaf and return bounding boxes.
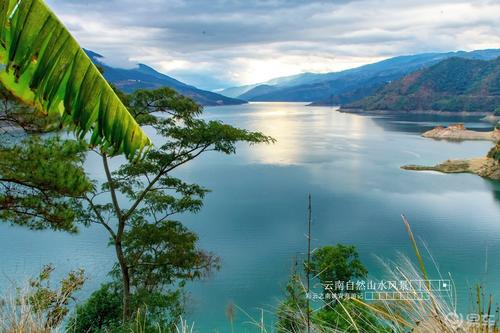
[0,0,151,159]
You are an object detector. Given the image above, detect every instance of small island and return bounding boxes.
[422,123,500,141]
[402,123,500,180]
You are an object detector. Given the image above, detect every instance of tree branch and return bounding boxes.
[84,195,117,240]
[102,152,123,225]
[122,143,211,221]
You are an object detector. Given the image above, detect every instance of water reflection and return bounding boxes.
[236,104,375,165]
[369,113,494,134]
[485,180,500,202]
[1,103,499,333]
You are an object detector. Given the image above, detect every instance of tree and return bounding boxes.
[1,82,273,326]
[0,86,92,232]
[277,246,387,333]
[0,136,91,232]
[0,1,266,327]
[80,87,273,322]
[309,244,368,289]
[0,0,149,236]
[309,245,388,333]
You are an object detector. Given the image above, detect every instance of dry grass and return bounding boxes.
[0,286,56,333]
[174,317,195,333]
[1,216,497,333]
[241,216,499,333]
[358,216,500,333]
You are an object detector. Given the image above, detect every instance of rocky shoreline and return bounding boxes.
[402,124,500,180]
[422,123,500,141]
[402,158,500,180]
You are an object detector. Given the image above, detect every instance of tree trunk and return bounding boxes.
[101,153,131,322]
[115,239,131,322]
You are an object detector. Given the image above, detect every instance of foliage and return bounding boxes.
[79,87,273,322]
[0,85,92,232]
[0,135,92,232]
[276,265,308,333]
[309,244,368,288]
[276,246,386,333]
[26,264,86,329]
[118,219,219,291]
[67,282,183,332]
[0,83,61,133]
[346,57,500,113]
[314,300,390,333]
[0,265,85,332]
[309,245,387,332]
[67,283,122,332]
[0,0,151,159]
[0,84,272,326]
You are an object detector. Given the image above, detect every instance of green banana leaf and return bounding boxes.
[0,0,151,159]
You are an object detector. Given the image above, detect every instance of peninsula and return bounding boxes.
[421,124,500,141]
[402,157,500,180]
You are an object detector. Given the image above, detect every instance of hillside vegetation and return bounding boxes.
[220,49,500,104]
[344,57,500,113]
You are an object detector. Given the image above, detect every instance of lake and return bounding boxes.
[1,102,499,332]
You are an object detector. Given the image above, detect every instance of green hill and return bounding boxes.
[343,57,500,113]
[220,49,500,104]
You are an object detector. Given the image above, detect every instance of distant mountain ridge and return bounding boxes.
[85,50,246,106]
[342,56,500,113]
[220,49,500,105]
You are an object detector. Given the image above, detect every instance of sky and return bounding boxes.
[46,0,500,91]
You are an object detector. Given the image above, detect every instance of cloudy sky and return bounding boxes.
[46,0,500,90]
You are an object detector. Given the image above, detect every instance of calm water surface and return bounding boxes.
[1,103,499,332]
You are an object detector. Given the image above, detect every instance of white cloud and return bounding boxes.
[46,0,500,90]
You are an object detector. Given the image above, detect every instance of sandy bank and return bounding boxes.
[402,157,500,180]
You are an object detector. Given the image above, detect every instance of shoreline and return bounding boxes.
[338,108,493,116]
[401,124,500,180]
[402,158,500,180]
[421,124,500,141]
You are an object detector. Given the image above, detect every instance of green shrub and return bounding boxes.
[67,282,183,332]
[67,283,122,332]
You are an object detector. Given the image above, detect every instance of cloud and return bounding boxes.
[46,0,500,90]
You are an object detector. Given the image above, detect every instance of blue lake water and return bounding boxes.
[1,102,499,332]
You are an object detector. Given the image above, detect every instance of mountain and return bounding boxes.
[218,72,321,98]
[220,49,500,104]
[342,57,500,113]
[217,84,261,98]
[85,50,246,106]
[238,84,281,100]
